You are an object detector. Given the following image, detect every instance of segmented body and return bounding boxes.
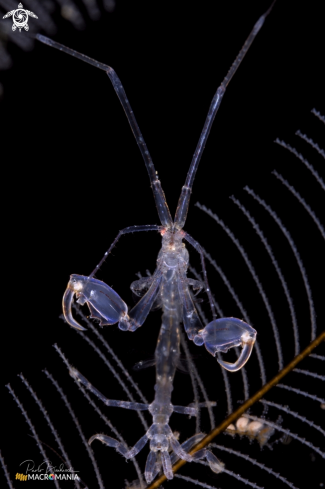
[54,3,277,483]
[145,232,189,477]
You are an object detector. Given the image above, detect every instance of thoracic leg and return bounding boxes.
[69,367,149,411]
[161,451,173,480]
[186,278,205,296]
[170,436,223,473]
[89,433,148,459]
[170,433,205,465]
[130,275,154,297]
[145,451,162,483]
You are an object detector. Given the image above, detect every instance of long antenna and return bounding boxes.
[36,34,173,228]
[174,1,276,230]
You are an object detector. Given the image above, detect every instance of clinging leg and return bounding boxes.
[89,433,149,460]
[145,451,162,483]
[169,435,223,474]
[69,367,149,411]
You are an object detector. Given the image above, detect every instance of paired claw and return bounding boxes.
[62,272,162,332]
[62,274,128,331]
[63,276,256,372]
[193,318,257,372]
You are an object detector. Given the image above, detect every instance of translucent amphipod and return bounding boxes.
[46,0,275,480]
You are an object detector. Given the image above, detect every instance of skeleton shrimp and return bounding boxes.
[36,3,275,483]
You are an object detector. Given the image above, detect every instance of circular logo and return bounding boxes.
[48,474,56,480]
[13,9,28,29]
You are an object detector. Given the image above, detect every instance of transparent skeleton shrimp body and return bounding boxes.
[38,3,275,483]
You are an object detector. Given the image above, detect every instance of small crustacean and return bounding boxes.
[37,2,276,483]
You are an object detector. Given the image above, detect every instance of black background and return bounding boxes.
[1,1,324,488]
